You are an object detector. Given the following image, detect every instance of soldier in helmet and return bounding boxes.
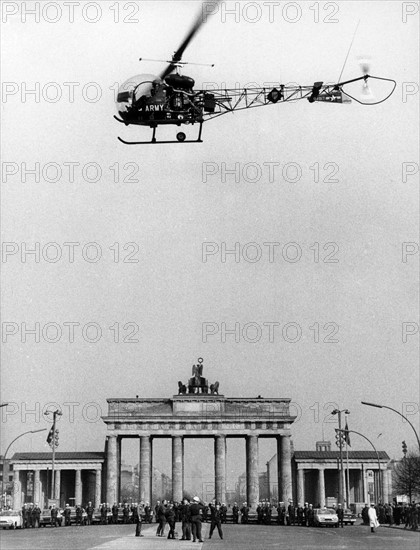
[64,503,71,526]
[86,501,94,526]
[51,504,58,527]
[232,502,239,524]
[240,502,249,524]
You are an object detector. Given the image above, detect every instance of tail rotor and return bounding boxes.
[358,55,375,101]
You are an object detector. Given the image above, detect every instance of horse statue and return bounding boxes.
[210,381,219,395]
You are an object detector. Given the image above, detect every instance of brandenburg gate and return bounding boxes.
[102,360,297,508]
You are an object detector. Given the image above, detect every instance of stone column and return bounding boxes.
[172,436,183,502]
[246,435,259,509]
[266,462,271,501]
[318,468,325,507]
[54,469,61,501]
[139,436,151,503]
[34,470,41,505]
[12,469,21,510]
[117,437,122,504]
[106,435,118,505]
[277,435,292,504]
[297,467,305,504]
[75,469,82,505]
[215,435,226,504]
[95,468,102,508]
[382,468,389,503]
[182,438,185,492]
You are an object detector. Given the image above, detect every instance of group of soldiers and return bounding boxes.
[20,503,41,528]
[153,497,224,541]
[16,497,419,534]
[361,501,419,530]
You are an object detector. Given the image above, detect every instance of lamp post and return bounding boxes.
[1,428,47,508]
[331,408,350,506]
[44,409,62,500]
[361,401,420,451]
[336,428,382,504]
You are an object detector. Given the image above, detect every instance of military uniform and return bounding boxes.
[307,505,314,526]
[156,501,167,536]
[123,504,130,524]
[32,505,41,528]
[166,504,176,539]
[135,502,144,537]
[75,505,83,525]
[232,504,239,524]
[209,504,223,540]
[64,504,71,526]
[361,504,369,525]
[86,503,94,525]
[297,505,304,526]
[287,503,296,525]
[190,498,203,543]
[144,503,152,523]
[277,503,286,525]
[336,504,344,527]
[240,503,249,524]
[51,506,58,527]
[21,505,29,529]
[180,500,191,540]
[220,503,227,523]
[257,504,263,524]
[111,503,118,524]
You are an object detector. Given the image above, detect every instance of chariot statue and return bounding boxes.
[177,358,219,395]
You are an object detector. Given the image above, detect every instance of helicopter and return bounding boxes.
[114,5,396,145]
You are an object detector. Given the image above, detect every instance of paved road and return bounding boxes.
[1,523,419,550]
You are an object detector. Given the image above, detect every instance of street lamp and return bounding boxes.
[43,409,62,500]
[361,401,420,451]
[331,408,350,506]
[1,428,47,508]
[336,428,382,504]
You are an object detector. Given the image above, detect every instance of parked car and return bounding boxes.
[343,508,356,525]
[313,508,339,527]
[0,510,23,529]
[39,508,63,527]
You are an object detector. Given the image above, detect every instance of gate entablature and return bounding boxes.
[103,396,296,435]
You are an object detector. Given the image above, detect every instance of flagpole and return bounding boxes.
[44,409,62,502]
[344,417,350,508]
[345,435,350,507]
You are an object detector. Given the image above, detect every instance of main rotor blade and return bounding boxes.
[160,1,221,79]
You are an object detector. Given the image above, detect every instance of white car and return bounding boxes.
[0,510,23,529]
[313,508,339,527]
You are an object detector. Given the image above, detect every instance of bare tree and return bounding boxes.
[392,452,420,501]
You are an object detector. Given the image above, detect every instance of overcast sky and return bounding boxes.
[1,1,419,486]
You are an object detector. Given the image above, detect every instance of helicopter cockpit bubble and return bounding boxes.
[116,74,160,116]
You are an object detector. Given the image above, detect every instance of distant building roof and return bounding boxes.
[10,452,104,462]
[294,451,390,460]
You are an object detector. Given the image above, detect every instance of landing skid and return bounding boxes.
[117,122,204,145]
[118,137,203,145]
